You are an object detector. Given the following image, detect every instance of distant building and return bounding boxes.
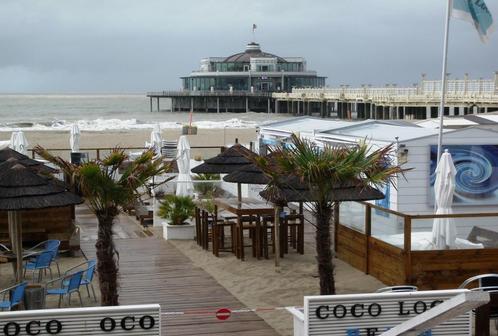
[147,42,326,113]
[182,42,325,92]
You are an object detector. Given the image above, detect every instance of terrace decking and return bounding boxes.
[77,206,278,336]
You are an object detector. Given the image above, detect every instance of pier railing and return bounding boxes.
[147,90,273,98]
[275,78,498,104]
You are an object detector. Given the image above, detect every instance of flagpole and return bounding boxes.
[437,0,452,162]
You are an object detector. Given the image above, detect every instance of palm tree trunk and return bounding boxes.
[96,215,119,306]
[315,202,335,295]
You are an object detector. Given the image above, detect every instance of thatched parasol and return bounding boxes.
[192,141,256,200]
[0,164,83,280]
[191,142,256,174]
[222,162,270,185]
[0,157,57,175]
[259,179,385,204]
[0,148,58,174]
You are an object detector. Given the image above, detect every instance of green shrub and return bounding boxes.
[158,195,195,225]
[193,173,220,197]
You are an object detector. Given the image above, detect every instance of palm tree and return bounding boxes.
[254,135,404,295]
[34,146,171,305]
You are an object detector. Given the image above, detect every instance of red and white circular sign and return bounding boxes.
[216,308,232,321]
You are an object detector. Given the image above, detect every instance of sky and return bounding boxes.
[0,0,497,93]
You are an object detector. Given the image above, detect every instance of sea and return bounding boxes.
[0,94,288,131]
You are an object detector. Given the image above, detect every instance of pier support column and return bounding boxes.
[370,103,374,120]
[246,97,249,113]
[267,99,271,114]
[190,97,194,113]
[157,97,160,112]
[449,106,455,116]
[217,98,220,113]
[171,98,175,112]
[426,106,431,119]
[297,100,300,115]
[150,97,153,112]
[275,100,279,114]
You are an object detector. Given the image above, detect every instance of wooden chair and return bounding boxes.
[261,215,276,259]
[134,203,152,228]
[283,213,304,255]
[260,212,304,258]
[235,215,262,260]
[212,207,236,257]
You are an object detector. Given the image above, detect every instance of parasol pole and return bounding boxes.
[237,183,242,203]
[273,205,281,269]
[9,211,23,281]
[8,212,14,251]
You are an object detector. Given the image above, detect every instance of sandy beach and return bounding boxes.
[0,127,258,160]
[170,223,385,336]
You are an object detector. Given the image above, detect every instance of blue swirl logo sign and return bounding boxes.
[430,145,498,205]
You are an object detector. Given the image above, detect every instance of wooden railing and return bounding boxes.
[336,201,498,288]
[28,145,226,160]
[355,201,498,254]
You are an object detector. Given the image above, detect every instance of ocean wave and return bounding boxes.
[0,118,259,132]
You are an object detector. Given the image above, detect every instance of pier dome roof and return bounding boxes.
[224,42,287,63]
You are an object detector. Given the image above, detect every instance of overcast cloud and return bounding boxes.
[0,0,497,93]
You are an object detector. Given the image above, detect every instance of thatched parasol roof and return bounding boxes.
[191,143,256,174]
[259,179,385,204]
[0,157,57,175]
[0,164,83,211]
[0,148,58,174]
[222,162,270,184]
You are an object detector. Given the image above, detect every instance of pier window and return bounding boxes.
[213,62,246,72]
[278,62,302,72]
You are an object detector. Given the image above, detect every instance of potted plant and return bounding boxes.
[158,194,196,240]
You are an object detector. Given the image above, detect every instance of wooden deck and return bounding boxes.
[77,206,279,336]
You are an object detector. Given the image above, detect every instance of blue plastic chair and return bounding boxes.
[26,240,61,276]
[23,251,54,282]
[46,271,84,308]
[0,282,28,311]
[63,259,97,302]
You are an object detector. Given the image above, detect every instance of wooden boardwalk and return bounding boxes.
[77,206,278,336]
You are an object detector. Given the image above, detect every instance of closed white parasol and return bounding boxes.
[175,136,193,196]
[150,124,162,157]
[9,131,29,155]
[432,149,457,249]
[70,124,81,153]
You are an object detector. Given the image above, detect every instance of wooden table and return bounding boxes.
[214,198,274,261]
[0,250,37,279]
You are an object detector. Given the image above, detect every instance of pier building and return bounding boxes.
[147,41,326,113]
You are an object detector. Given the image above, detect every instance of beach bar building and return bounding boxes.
[258,117,498,289]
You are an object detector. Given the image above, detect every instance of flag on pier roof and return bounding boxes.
[252,24,257,32]
[451,0,494,42]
